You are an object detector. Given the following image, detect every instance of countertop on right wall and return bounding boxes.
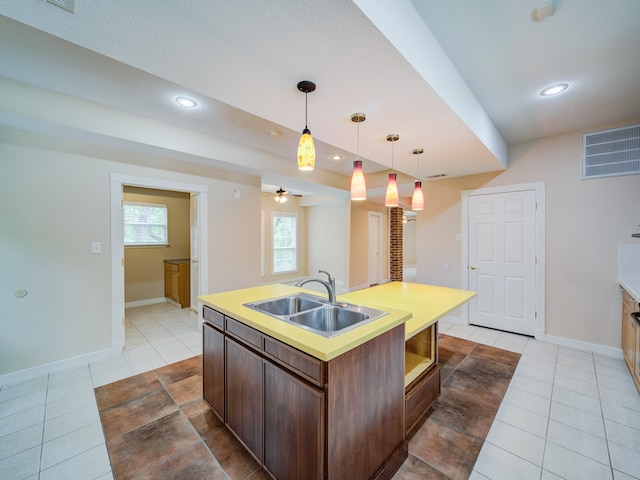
[619,243,640,302]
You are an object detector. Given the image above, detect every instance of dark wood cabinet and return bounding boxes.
[202,322,224,420]
[404,324,441,437]
[225,337,263,461]
[263,361,324,480]
[326,324,406,480]
[202,305,407,480]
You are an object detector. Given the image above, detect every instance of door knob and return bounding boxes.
[469,265,479,270]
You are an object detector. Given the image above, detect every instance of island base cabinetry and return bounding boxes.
[202,305,407,480]
[202,319,224,419]
[404,324,440,436]
[263,362,324,480]
[225,337,263,461]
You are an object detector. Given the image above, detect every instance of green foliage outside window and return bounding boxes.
[124,202,168,245]
[273,214,296,273]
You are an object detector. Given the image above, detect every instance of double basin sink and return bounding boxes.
[244,293,387,338]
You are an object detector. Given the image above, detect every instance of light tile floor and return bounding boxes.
[1,302,639,480]
[441,322,640,480]
[0,302,201,480]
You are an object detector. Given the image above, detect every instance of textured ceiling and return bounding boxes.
[0,0,638,203]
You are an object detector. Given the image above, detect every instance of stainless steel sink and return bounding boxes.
[249,293,325,316]
[244,293,388,337]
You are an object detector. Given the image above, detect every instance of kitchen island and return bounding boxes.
[198,281,475,480]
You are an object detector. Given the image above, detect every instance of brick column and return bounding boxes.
[389,207,403,281]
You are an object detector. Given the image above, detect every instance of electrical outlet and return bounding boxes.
[234,189,240,199]
[443,263,450,271]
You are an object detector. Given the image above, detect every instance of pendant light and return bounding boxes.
[296,80,316,171]
[411,148,424,211]
[385,134,399,207]
[350,113,367,201]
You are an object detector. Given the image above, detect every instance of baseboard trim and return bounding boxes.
[543,334,623,359]
[0,342,123,387]
[441,314,466,325]
[125,297,167,308]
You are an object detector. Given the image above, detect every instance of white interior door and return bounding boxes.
[468,189,537,336]
[368,212,382,286]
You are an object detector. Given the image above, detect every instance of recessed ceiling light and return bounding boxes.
[331,155,343,161]
[175,96,197,108]
[269,129,282,137]
[540,83,568,96]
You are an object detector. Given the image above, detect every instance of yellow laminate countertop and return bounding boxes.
[339,282,476,339]
[198,282,475,361]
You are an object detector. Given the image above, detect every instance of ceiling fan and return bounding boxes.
[274,187,301,204]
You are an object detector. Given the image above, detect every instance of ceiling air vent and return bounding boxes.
[427,173,447,179]
[46,0,75,13]
[583,124,640,179]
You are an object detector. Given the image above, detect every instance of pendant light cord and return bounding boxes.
[357,117,360,158]
[391,138,395,171]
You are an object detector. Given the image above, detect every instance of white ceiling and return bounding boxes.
[1,0,639,204]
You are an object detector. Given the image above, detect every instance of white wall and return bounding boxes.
[416,119,640,350]
[0,141,262,378]
[260,193,308,284]
[403,220,416,266]
[307,201,351,295]
[349,201,390,290]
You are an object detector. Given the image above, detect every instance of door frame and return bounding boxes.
[110,173,208,351]
[368,212,383,286]
[461,182,546,340]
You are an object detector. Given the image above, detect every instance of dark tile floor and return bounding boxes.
[95,334,520,480]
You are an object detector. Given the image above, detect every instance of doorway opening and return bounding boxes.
[368,212,383,286]
[110,173,208,351]
[403,211,417,282]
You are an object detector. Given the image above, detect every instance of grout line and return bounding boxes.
[38,373,50,477]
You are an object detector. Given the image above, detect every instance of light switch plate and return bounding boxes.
[91,242,102,254]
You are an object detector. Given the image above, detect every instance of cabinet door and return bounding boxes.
[622,292,634,370]
[264,361,324,480]
[203,322,225,420]
[225,337,263,461]
[164,265,172,299]
[625,318,640,382]
[170,271,180,303]
[177,263,190,308]
[635,315,640,381]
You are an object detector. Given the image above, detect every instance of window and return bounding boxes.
[124,202,168,246]
[272,213,297,273]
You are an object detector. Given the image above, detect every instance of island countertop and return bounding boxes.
[198,281,475,361]
[339,282,476,339]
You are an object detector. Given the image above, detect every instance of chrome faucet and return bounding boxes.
[296,270,336,304]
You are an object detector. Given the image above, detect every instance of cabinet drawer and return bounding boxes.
[203,306,224,330]
[405,365,440,436]
[263,336,325,387]
[164,263,179,273]
[226,316,262,349]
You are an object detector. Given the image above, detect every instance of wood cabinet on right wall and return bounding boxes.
[621,286,640,394]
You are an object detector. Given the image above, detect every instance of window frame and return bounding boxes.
[123,201,169,247]
[271,212,298,275]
